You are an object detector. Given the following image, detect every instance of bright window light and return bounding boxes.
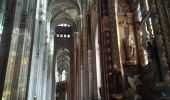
[64,24,67,27]
[56,34,60,37]
[57,23,71,27]
[67,34,70,38]
[64,34,67,38]
[60,34,63,37]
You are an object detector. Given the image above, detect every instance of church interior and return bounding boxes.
[0,0,170,100]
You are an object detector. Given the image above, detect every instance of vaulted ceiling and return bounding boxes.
[48,0,82,31]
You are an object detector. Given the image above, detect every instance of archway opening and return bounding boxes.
[55,48,70,100]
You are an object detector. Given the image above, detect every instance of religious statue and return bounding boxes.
[111,65,122,93]
[127,74,142,100]
[125,34,135,61]
[110,65,124,99]
[146,39,157,60]
[128,74,142,91]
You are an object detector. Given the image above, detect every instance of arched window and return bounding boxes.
[56,23,72,38]
[57,23,71,27]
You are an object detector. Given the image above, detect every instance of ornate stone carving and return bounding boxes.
[118,0,130,13]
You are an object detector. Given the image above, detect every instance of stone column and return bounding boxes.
[77,31,82,100]
[27,0,48,99]
[87,13,97,100]
[155,0,170,72]
[82,16,89,100]
[0,0,24,99]
[0,0,8,98]
[99,0,124,99]
[45,13,54,100]
[87,50,93,100]
[151,1,170,94]
[0,0,7,35]
[73,31,80,100]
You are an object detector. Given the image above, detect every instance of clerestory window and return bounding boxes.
[56,23,72,38]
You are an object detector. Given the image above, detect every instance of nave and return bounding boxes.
[0,0,170,100]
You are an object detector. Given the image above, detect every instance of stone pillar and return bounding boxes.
[151,1,170,94]
[87,50,93,100]
[0,0,39,98]
[99,0,124,99]
[45,13,54,100]
[73,31,80,100]
[155,0,170,71]
[82,16,89,100]
[87,12,98,99]
[0,0,24,99]
[0,0,8,98]
[0,0,7,35]
[27,0,48,99]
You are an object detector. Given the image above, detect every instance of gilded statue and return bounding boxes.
[125,34,135,61]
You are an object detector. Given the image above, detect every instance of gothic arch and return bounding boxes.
[48,0,80,27]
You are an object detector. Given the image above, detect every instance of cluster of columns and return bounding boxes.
[0,0,169,100]
[0,0,55,99]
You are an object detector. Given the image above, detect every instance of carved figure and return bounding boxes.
[128,74,142,91]
[125,34,135,60]
[128,74,142,100]
[146,39,156,60]
[111,65,122,93]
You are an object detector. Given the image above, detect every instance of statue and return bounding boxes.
[128,74,142,91]
[146,39,157,60]
[127,74,142,100]
[125,34,135,61]
[111,65,122,93]
[111,65,123,99]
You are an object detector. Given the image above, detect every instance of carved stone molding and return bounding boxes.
[102,16,110,30]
